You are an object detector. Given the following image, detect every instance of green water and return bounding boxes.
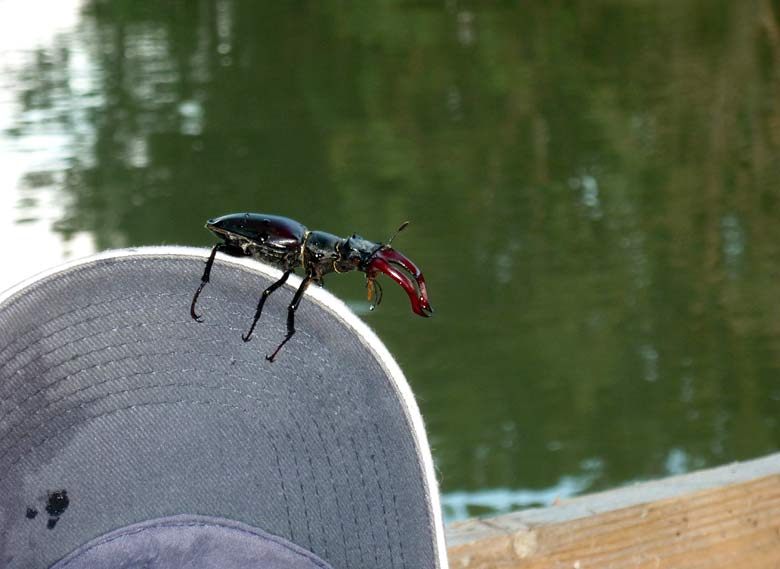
[2,0,780,523]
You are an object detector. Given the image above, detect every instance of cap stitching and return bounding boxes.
[2,368,384,560]
[2,398,261,478]
[0,257,318,388]
[0,375,323,555]
[349,434,381,568]
[0,378,280,470]
[300,357,415,569]
[2,397,297,559]
[0,291,181,370]
[8,389,429,566]
[0,360,277,456]
[55,519,333,569]
[283,429,314,550]
[267,425,296,542]
[335,326,440,566]
[368,442,399,569]
[311,354,408,569]
[1,311,244,382]
[0,350,170,451]
[1,346,278,448]
[373,422,408,569]
[309,416,349,564]
[0,294,189,416]
[323,414,366,567]
[289,422,330,560]
[3,317,314,392]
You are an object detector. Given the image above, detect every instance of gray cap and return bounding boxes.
[0,247,448,569]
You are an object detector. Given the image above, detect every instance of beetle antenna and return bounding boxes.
[386,221,410,247]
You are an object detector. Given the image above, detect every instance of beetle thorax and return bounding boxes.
[334,234,381,273]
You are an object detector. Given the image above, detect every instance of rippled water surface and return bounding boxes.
[2,0,780,523]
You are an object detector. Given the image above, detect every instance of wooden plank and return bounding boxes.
[446,453,780,568]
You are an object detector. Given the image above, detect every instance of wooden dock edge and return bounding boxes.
[445,452,780,568]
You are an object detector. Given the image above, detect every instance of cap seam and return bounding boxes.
[55,519,333,569]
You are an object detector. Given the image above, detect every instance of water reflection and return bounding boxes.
[441,466,600,524]
[2,0,780,522]
[0,0,95,287]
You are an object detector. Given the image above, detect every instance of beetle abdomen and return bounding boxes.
[246,240,300,270]
[206,213,306,270]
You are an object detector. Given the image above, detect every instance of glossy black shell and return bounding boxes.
[206,213,307,271]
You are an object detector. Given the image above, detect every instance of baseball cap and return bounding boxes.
[0,247,448,568]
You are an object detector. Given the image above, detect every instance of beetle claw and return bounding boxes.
[367,249,432,317]
[190,298,204,322]
[366,277,385,312]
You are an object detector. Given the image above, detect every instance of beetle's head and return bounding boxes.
[337,226,432,318]
[206,213,248,241]
[334,234,380,271]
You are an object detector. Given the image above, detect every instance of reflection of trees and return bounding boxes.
[11,0,780,509]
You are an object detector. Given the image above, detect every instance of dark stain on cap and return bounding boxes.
[45,489,70,530]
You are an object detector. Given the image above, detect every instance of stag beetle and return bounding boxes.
[190,213,432,361]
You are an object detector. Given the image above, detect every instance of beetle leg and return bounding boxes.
[367,277,384,311]
[191,243,227,322]
[242,269,292,342]
[374,279,383,308]
[266,273,313,362]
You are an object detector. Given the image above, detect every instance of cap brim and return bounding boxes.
[0,246,448,569]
